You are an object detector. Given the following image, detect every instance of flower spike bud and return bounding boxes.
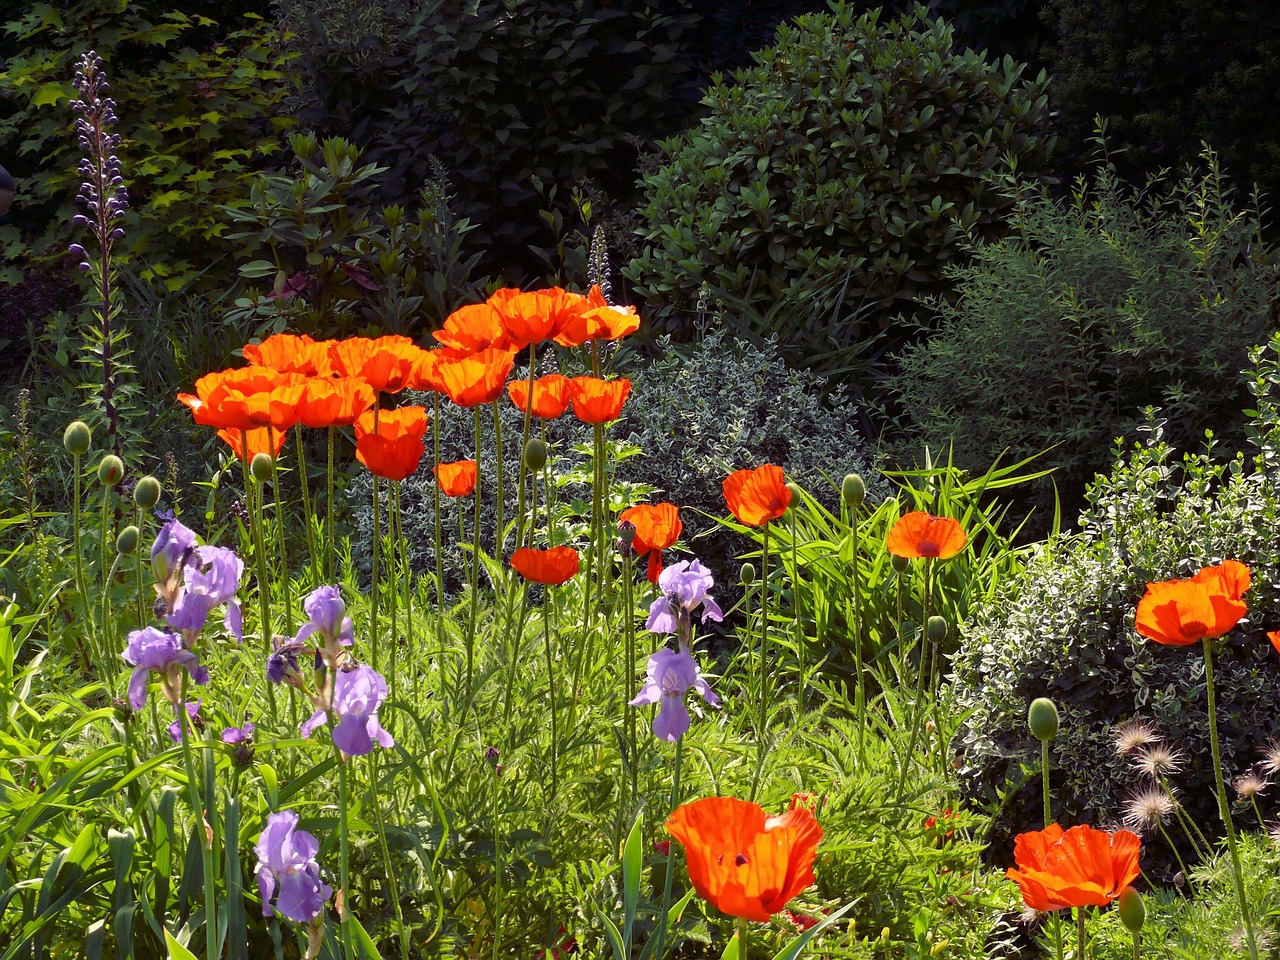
[1028,697,1060,742]
[63,420,92,455]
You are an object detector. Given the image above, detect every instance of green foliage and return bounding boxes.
[0,1,298,291]
[625,2,1055,358]
[891,148,1280,524]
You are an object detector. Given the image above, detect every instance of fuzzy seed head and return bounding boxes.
[1112,718,1161,757]
[1121,785,1176,834]
[1133,742,1185,779]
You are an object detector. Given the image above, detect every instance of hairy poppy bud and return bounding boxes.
[740,562,756,585]
[618,520,637,550]
[63,420,92,456]
[524,438,548,471]
[785,482,802,513]
[890,554,910,574]
[250,453,274,483]
[133,475,161,510]
[116,525,139,554]
[842,473,866,509]
[1117,886,1145,933]
[1028,697,1059,742]
[98,454,124,486]
[926,615,948,643]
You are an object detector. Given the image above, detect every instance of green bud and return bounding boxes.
[1028,697,1060,742]
[926,615,948,643]
[740,562,757,585]
[842,473,866,509]
[133,475,161,510]
[890,554,910,574]
[524,438,548,471]
[116,525,139,555]
[63,420,92,456]
[1117,886,1145,933]
[785,482,802,513]
[618,521,637,547]
[250,453,274,483]
[98,455,124,487]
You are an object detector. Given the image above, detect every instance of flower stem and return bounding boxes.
[72,454,92,672]
[271,448,293,635]
[851,501,864,761]
[623,551,637,811]
[327,426,336,583]
[757,521,771,743]
[491,763,503,960]
[493,402,504,557]
[542,595,558,805]
[372,473,381,672]
[432,395,444,654]
[1077,907,1087,960]
[295,424,320,586]
[896,557,933,798]
[737,916,748,960]
[654,738,683,960]
[1043,740,1063,960]
[179,674,217,960]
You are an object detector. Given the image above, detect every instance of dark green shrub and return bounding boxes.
[890,151,1280,524]
[625,2,1054,357]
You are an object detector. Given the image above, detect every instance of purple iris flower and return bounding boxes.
[266,636,306,686]
[301,664,394,756]
[122,626,209,710]
[629,648,719,742]
[646,559,723,635]
[167,545,244,641]
[167,699,202,741]
[255,810,332,923]
[152,518,197,590]
[295,585,354,648]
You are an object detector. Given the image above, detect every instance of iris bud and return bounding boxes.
[63,421,92,456]
[1028,697,1060,742]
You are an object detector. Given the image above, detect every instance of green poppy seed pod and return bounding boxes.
[524,438,548,471]
[63,420,92,456]
[1028,697,1060,742]
[133,475,161,510]
[116,525,139,555]
[842,473,866,509]
[250,453,274,483]
[98,455,124,487]
[1117,886,1145,933]
[740,562,757,585]
[926,615,948,643]
[890,554,910,574]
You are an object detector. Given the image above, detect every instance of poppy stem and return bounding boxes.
[542,591,558,806]
[757,522,772,757]
[791,503,804,704]
[493,401,505,559]
[850,497,863,762]
[896,557,933,799]
[335,747,354,960]
[465,406,482,699]
[372,473,380,672]
[295,424,319,587]
[1043,741,1064,960]
[326,425,336,583]
[432,395,445,654]
[1203,637,1259,960]
[71,453,93,673]
[271,451,293,636]
[1076,907,1087,960]
[515,344,535,550]
[737,916,748,960]
[178,673,218,960]
[654,737,683,960]
[623,549,637,810]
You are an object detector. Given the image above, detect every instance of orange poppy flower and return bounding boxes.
[665,796,822,922]
[1269,630,1280,656]
[723,465,791,527]
[435,460,478,498]
[328,336,427,394]
[569,376,631,424]
[620,502,683,583]
[885,512,967,560]
[216,425,286,463]
[506,374,572,419]
[553,286,640,347]
[1135,560,1251,646]
[296,376,377,428]
[510,546,581,586]
[436,346,516,408]
[353,406,429,481]
[242,333,334,377]
[1006,823,1141,912]
[434,303,514,354]
[409,349,448,394]
[489,287,583,350]
[178,367,308,432]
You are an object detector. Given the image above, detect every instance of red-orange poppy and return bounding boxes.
[242,333,334,377]
[328,336,426,394]
[885,512,966,560]
[553,286,640,347]
[435,460,478,498]
[665,796,822,923]
[723,465,791,527]
[408,349,448,395]
[216,426,286,463]
[1135,560,1251,646]
[178,367,308,432]
[506,374,572,419]
[434,303,514,354]
[569,376,631,424]
[1006,823,1141,912]
[620,502,682,583]
[436,347,516,408]
[490,287,583,350]
[510,546,581,586]
[296,376,377,428]
[1269,630,1280,656]
[353,406,429,481]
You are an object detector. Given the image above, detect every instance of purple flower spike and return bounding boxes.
[301,664,394,756]
[122,626,208,710]
[167,699,202,742]
[646,559,723,635]
[167,545,244,636]
[299,585,354,647]
[629,648,719,742]
[255,810,332,923]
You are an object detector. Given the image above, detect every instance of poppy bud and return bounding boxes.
[116,525,139,554]
[98,454,124,486]
[890,554,910,574]
[842,473,866,509]
[250,453,274,483]
[740,562,757,585]
[1028,697,1059,742]
[926,616,947,643]
[785,482,802,512]
[63,420,92,456]
[524,438,548,471]
[1117,886,1144,933]
[133,475,161,510]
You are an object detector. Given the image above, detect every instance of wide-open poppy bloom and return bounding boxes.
[328,336,425,394]
[489,287,582,350]
[437,346,516,408]
[620,502,682,583]
[569,376,631,424]
[553,286,640,347]
[665,796,822,922]
[723,464,791,527]
[296,376,376,428]
[217,426,286,463]
[434,303,513,354]
[1006,823,1141,912]
[242,333,334,377]
[1135,560,1251,646]
[510,546,580,586]
[435,459,478,498]
[178,367,308,432]
[409,349,448,395]
[885,511,966,560]
[353,406,428,481]
[507,373,572,419]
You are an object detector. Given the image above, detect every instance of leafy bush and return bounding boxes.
[625,2,1054,357]
[890,150,1280,524]
[950,338,1280,857]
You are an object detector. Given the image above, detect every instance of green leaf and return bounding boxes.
[164,928,200,960]
[768,900,857,960]
[31,82,72,107]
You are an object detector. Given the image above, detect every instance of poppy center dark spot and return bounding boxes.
[735,853,749,866]
[918,539,938,556]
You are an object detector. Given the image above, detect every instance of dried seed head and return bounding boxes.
[1112,718,1161,757]
[1133,742,1185,779]
[1121,785,1176,834]
[1261,740,1280,777]
[1233,771,1270,802]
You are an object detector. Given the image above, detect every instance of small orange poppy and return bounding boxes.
[435,460,478,498]
[434,303,514,354]
[569,376,631,424]
[490,287,582,350]
[178,367,308,432]
[1269,630,1280,656]
[216,425,286,463]
[620,502,682,583]
[885,512,966,560]
[723,465,791,527]
[296,376,377,428]
[242,333,334,377]
[510,546,581,586]
[328,336,425,394]
[553,286,640,347]
[506,374,572,419]
[1006,823,1141,912]
[353,406,429,481]
[665,796,823,923]
[1135,560,1251,646]
[437,347,516,408]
